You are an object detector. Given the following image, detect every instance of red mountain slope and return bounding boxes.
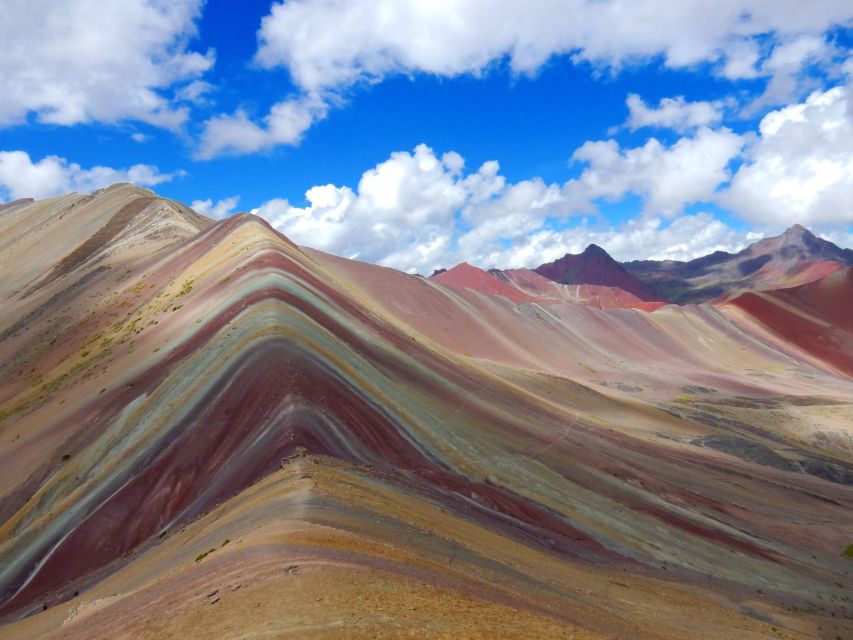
[430,262,539,303]
[723,267,853,376]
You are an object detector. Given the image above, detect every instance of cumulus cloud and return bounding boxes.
[253,145,471,272]
[720,85,853,225]
[565,128,744,217]
[197,0,852,157]
[249,143,757,273]
[623,94,725,132]
[0,0,213,129]
[0,151,183,201]
[190,196,241,219]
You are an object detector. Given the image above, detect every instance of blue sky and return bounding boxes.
[1,1,852,272]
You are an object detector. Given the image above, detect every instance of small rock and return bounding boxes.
[207,589,219,598]
[210,597,220,605]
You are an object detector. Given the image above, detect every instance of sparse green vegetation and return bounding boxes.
[177,278,194,296]
[843,544,853,559]
[195,547,216,563]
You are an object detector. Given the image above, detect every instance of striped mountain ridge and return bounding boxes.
[0,185,851,639]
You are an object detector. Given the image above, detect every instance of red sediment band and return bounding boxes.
[0,333,621,616]
[727,288,853,376]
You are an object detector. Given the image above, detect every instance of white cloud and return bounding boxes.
[255,1,851,91]
[743,34,839,114]
[131,133,150,143]
[253,144,470,272]
[720,85,853,225]
[720,40,762,80]
[565,128,744,217]
[247,122,853,272]
[0,0,213,129]
[241,77,853,271]
[194,0,853,157]
[0,150,183,201]
[175,80,214,104]
[250,142,755,273]
[190,195,240,219]
[624,94,725,132]
[197,94,328,159]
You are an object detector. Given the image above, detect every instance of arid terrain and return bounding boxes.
[0,184,851,639]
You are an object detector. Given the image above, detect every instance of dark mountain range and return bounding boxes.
[624,224,853,304]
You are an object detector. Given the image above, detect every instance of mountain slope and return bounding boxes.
[429,263,665,310]
[625,225,853,304]
[535,244,668,302]
[722,267,853,377]
[497,268,667,310]
[0,187,851,639]
[0,183,209,303]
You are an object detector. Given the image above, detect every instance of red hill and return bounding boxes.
[430,262,539,303]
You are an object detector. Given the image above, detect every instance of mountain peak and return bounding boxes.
[534,246,667,302]
[583,243,610,257]
[780,224,815,244]
[431,261,538,302]
[445,261,478,273]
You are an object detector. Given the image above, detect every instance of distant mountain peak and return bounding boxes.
[779,224,815,245]
[623,223,853,304]
[749,224,837,257]
[583,243,609,256]
[534,245,667,302]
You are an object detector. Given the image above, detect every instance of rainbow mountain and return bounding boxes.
[0,184,851,639]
